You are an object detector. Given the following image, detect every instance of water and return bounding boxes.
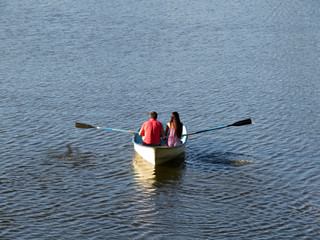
[1,0,319,239]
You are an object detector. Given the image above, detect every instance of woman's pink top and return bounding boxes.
[167,127,182,147]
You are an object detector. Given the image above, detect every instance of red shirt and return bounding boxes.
[139,119,164,144]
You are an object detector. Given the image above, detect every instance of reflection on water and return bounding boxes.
[132,149,253,192]
[132,153,187,237]
[132,153,185,190]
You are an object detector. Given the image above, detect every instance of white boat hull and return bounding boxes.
[133,125,188,165]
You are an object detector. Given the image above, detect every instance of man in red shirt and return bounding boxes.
[139,112,165,145]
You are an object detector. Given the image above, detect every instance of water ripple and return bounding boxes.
[1,0,320,239]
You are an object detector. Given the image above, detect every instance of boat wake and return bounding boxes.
[48,141,95,168]
[188,150,253,167]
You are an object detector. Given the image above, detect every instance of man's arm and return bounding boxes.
[139,123,145,136]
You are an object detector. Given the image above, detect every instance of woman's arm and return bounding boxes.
[165,123,170,137]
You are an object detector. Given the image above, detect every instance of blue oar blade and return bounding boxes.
[185,118,252,136]
[75,122,136,134]
[75,122,96,129]
[229,118,252,127]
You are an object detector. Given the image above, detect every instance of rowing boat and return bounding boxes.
[75,119,252,165]
[132,125,188,165]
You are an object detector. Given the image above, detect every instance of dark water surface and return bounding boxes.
[1,0,319,239]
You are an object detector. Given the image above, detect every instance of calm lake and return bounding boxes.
[1,0,319,239]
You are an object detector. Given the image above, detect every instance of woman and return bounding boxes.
[165,112,183,147]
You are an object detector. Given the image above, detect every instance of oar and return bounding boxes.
[184,118,252,136]
[75,122,137,134]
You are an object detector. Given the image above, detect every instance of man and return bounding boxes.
[139,112,165,145]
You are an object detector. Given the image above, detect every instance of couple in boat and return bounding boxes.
[139,112,183,147]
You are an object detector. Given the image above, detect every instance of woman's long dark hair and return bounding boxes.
[170,112,183,139]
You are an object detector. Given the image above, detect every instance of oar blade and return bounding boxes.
[75,122,96,129]
[230,118,252,127]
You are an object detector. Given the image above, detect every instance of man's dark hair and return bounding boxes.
[150,112,157,119]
